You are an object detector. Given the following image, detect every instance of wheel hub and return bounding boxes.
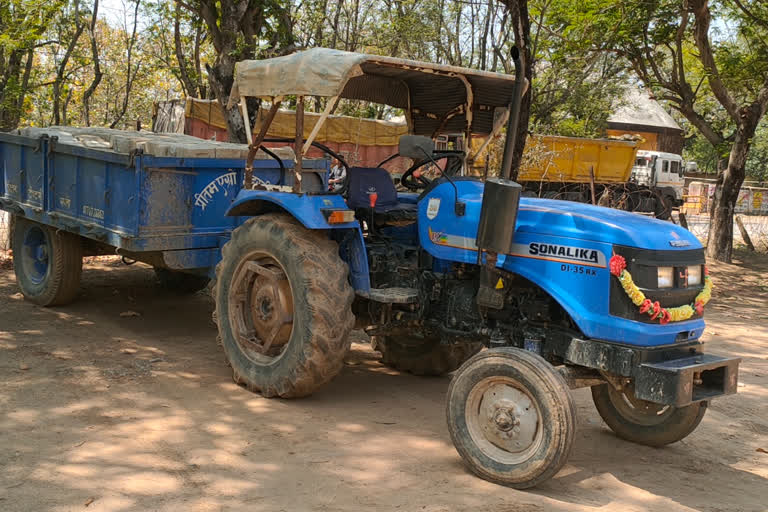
[467,378,542,462]
[228,257,294,362]
[22,225,51,284]
[249,272,293,351]
[492,406,520,432]
[35,245,48,262]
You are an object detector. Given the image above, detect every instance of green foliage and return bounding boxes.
[0,0,67,130]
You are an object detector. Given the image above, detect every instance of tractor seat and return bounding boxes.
[346,167,418,225]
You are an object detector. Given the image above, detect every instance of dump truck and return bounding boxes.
[515,135,681,218]
[0,47,739,489]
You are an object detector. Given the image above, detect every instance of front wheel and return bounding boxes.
[591,383,707,447]
[11,217,82,306]
[446,348,576,488]
[214,214,354,398]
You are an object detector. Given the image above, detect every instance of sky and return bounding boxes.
[98,0,147,30]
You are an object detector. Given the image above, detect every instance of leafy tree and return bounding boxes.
[145,0,209,98]
[0,0,65,130]
[557,0,768,262]
[175,0,295,142]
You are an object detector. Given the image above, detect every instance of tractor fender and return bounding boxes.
[225,189,370,292]
[225,189,358,230]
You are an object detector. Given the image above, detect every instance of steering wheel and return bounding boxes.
[401,160,433,190]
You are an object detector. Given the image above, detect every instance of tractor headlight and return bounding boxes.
[687,265,702,286]
[657,267,674,288]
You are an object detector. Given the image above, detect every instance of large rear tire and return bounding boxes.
[11,217,82,306]
[154,268,210,294]
[214,214,354,398]
[446,348,576,488]
[591,383,707,447]
[372,335,482,376]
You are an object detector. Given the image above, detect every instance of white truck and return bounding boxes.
[630,150,686,208]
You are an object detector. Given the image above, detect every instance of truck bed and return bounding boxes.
[0,131,326,271]
[517,135,639,184]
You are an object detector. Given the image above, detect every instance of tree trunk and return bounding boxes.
[83,0,103,127]
[706,126,753,262]
[174,4,197,98]
[207,55,246,142]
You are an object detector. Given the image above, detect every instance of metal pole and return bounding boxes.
[293,96,304,193]
[245,100,281,190]
[500,47,524,181]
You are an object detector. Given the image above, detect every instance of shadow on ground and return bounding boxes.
[1,260,767,511]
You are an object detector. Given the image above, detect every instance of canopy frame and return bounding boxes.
[233,48,520,191]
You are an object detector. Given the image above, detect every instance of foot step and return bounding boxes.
[359,287,418,304]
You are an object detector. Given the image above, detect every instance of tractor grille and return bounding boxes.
[609,245,705,323]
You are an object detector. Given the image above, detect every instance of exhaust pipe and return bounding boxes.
[500,47,524,181]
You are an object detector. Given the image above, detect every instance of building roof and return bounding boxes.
[608,88,682,132]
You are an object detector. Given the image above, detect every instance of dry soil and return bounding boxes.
[1,253,767,511]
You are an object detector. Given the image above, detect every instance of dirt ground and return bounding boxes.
[1,253,767,512]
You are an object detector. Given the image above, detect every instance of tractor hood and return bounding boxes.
[417,180,701,257]
[515,197,700,250]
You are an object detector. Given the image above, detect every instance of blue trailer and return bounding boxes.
[0,49,741,489]
[0,131,351,291]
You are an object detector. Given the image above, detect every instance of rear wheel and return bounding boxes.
[372,335,482,376]
[11,217,82,306]
[446,348,576,488]
[154,268,210,293]
[591,383,707,446]
[214,214,354,398]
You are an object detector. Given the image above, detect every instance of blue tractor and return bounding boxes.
[0,48,740,488]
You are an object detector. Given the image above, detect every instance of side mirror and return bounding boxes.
[399,135,434,160]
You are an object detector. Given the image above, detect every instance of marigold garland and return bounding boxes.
[609,254,713,325]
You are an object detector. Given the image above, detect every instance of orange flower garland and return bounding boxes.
[609,255,713,325]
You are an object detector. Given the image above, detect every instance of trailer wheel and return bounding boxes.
[154,268,210,294]
[11,217,82,306]
[591,383,706,447]
[446,348,576,488]
[371,335,482,376]
[214,214,354,398]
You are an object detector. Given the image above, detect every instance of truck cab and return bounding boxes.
[631,150,685,204]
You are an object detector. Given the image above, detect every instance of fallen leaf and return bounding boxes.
[84,497,95,507]
[757,448,768,454]
[119,310,140,318]
[18,362,30,371]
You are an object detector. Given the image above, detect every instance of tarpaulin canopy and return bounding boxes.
[229,48,519,136]
[254,109,407,146]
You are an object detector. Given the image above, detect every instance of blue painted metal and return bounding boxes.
[0,133,712,349]
[418,179,706,347]
[21,223,51,284]
[225,190,359,230]
[333,228,371,291]
[0,132,341,267]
